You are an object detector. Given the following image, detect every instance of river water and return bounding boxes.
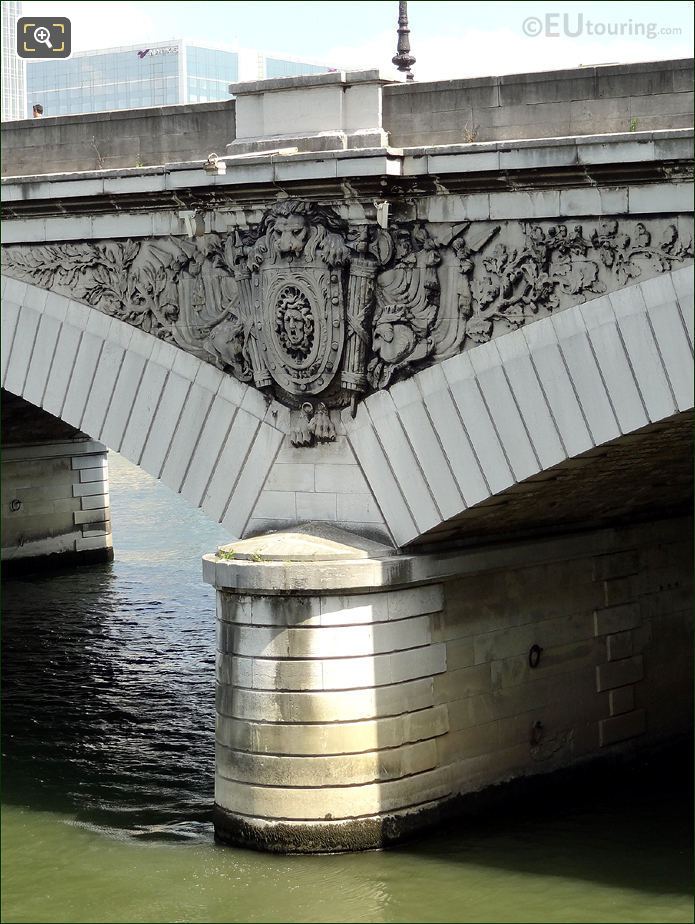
[2,453,692,924]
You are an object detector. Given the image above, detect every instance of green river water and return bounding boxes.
[2,453,692,924]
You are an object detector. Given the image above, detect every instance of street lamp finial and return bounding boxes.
[392,0,415,81]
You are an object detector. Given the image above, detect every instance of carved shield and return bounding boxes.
[258,263,344,397]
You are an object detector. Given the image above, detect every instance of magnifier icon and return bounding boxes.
[33,26,53,49]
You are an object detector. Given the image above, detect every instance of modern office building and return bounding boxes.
[1,0,26,121]
[26,40,334,118]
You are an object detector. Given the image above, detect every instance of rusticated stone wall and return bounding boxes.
[1,394,113,569]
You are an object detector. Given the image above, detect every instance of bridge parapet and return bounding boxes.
[2,58,692,176]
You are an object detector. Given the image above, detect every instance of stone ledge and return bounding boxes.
[202,516,689,595]
[216,523,390,562]
[1,438,107,461]
[383,59,694,97]
[5,98,234,131]
[228,69,398,96]
[3,127,691,187]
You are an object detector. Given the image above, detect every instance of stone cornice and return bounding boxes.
[1,130,692,222]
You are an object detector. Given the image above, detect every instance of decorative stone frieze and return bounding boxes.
[2,206,692,425]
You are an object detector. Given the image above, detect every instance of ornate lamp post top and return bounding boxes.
[392,0,416,81]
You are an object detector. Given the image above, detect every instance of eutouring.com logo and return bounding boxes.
[522,14,682,39]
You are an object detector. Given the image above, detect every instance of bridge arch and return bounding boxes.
[1,276,290,539]
[342,264,693,546]
[2,264,693,548]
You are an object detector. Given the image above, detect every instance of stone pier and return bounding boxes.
[1,393,113,571]
[205,517,692,853]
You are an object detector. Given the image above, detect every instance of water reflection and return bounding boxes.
[2,452,228,840]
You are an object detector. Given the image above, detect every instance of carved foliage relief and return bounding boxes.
[2,205,692,423]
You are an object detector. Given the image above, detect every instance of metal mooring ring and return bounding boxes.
[528,644,543,669]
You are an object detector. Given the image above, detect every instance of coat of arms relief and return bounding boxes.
[2,200,692,447]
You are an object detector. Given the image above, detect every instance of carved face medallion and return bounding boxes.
[257,269,343,397]
[275,285,314,360]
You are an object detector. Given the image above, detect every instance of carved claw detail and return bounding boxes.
[309,403,336,443]
[289,402,336,448]
[290,403,315,448]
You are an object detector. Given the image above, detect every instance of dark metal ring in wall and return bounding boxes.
[528,644,543,669]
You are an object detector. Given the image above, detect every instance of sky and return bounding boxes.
[21,0,694,81]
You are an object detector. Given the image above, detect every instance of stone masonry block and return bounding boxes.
[609,686,635,717]
[80,466,108,483]
[222,705,448,757]
[474,610,593,664]
[214,765,451,821]
[215,738,438,788]
[596,655,644,692]
[594,603,642,635]
[76,534,112,551]
[592,551,639,581]
[314,463,368,494]
[387,584,444,620]
[250,658,322,692]
[296,492,337,521]
[599,709,645,747]
[71,455,107,471]
[72,480,108,497]
[319,593,390,626]
[336,494,383,524]
[81,493,109,510]
[265,464,315,493]
[603,577,638,607]
[73,508,109,526]
[628,183,693,214]
[218,676,435,723]
[607,632,634,662]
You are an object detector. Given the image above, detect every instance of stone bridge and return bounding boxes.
[2,61,693,852]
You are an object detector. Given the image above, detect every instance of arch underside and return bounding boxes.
[2,263,693,548]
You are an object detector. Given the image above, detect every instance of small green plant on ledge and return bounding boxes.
[628,117,639,132]
[217,549,237,560]
[134,156,145,167]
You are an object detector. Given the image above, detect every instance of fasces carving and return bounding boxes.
[2,206,692,420]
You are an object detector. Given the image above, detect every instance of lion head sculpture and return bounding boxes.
[246,200,350,271]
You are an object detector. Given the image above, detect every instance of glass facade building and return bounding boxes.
[26,41,332,118]
[2,0,26,121]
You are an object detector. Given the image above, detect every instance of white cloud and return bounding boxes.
[22,1,161,51]
[20,1,692,79]
[327,26,693,81]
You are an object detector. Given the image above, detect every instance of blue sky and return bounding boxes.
[23,0,694,79]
